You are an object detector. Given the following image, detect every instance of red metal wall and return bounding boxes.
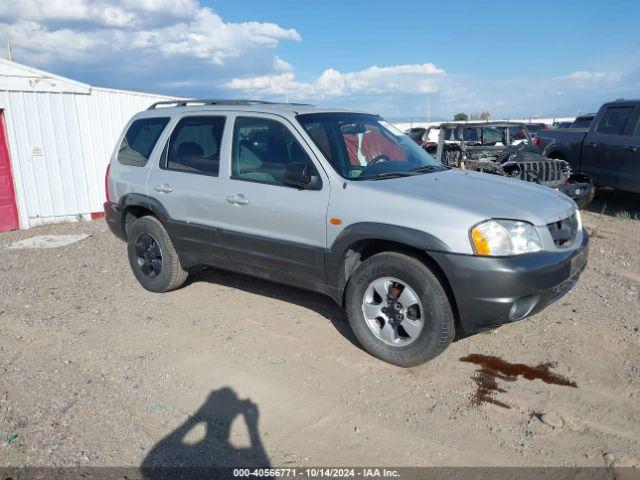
[0,111,19,232]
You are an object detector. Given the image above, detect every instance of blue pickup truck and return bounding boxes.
[539,99,640,197]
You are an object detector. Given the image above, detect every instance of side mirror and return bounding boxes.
[283,162,322,190]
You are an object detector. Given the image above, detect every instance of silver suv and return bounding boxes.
[105,100,588,367]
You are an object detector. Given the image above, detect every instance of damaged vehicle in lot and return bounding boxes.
[404,126,438,151]
[105,100,588,367]
[433,122,594,208]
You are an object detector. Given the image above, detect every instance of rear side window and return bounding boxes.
[508,126,527,142]
[596,107,633,135]
[444,128,456,141]
[482,128,503,143]
[165,116,225,176]
[462,128,478,142]
[117,117,169,166]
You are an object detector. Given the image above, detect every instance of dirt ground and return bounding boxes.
[1,192,639,469]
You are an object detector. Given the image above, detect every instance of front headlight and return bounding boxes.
[471,220,542,256]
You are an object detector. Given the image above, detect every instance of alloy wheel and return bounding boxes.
[135,233,163,278]
[361,276,424,347]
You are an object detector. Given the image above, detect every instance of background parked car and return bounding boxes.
[404,126,439,153]
[539,99,640,195]
[524,122,548,137]
[569,114,595,129]
[553,121,574,129]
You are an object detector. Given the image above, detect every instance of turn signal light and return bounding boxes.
[471,228,491,255]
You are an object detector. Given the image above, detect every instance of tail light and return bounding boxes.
[105,163,112,203]
[533,136,541,146]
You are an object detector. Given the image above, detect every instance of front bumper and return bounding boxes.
[430,232,589,336]
[558,179,593,202]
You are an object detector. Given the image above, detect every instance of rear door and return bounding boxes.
[146,113,231,265]
[581,105,636,188]
[217,113,330,282]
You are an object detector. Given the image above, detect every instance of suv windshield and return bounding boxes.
[297,113,443,180]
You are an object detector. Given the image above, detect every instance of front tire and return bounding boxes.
[126,216,188,293]
[345,252,455,367]
[575,182,595,209]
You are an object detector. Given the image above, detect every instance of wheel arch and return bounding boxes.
[544,146,567,160]
[327,223,460,333]
[119,194,170,239]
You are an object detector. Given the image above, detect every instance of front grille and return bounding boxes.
[547,213,578,248]
[519,160,564,184]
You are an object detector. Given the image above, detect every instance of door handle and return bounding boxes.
[226,194,249,206]
[624,145,638,152]
[153,184,173,193]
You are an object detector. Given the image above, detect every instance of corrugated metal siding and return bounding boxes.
[0,87,176,228]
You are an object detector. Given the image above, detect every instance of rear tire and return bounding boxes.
[345,252,455,367]
[126,216,188,293]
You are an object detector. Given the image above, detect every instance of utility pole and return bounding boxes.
[6,39,12,61]
[427,95,431,123]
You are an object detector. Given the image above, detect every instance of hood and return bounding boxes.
[355,168,576,226]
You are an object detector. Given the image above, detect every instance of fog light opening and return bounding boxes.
[509,295,540,321]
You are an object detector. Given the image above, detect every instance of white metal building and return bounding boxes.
[0,59,178,231]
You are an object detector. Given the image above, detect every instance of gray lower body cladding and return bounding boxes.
[104,200,589,338]
[104,201,126,241]
[429,233,589,336]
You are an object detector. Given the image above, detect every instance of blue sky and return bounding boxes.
[1,0,638,119]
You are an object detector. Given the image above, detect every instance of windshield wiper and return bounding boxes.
[408,165,443,173]
[361,171,414,181]
[359,165,445,181]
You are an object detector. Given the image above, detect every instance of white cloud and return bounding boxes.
[0,0,198,27]
[554,70,621,87]
[0,1,301,71]
[226,72,297,95]
[225,63,446,99]
[273,56,294,72]
[128,9,300,64]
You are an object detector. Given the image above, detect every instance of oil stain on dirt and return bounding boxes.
[460,354,577,409]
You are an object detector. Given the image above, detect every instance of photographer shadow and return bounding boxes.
[141,387,270,479]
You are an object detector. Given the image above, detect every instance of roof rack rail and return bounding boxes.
[147,99,277,110]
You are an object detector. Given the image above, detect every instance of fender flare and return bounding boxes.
[543,145,569,160]
[118,193,171,235]
[325,222,451,290]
